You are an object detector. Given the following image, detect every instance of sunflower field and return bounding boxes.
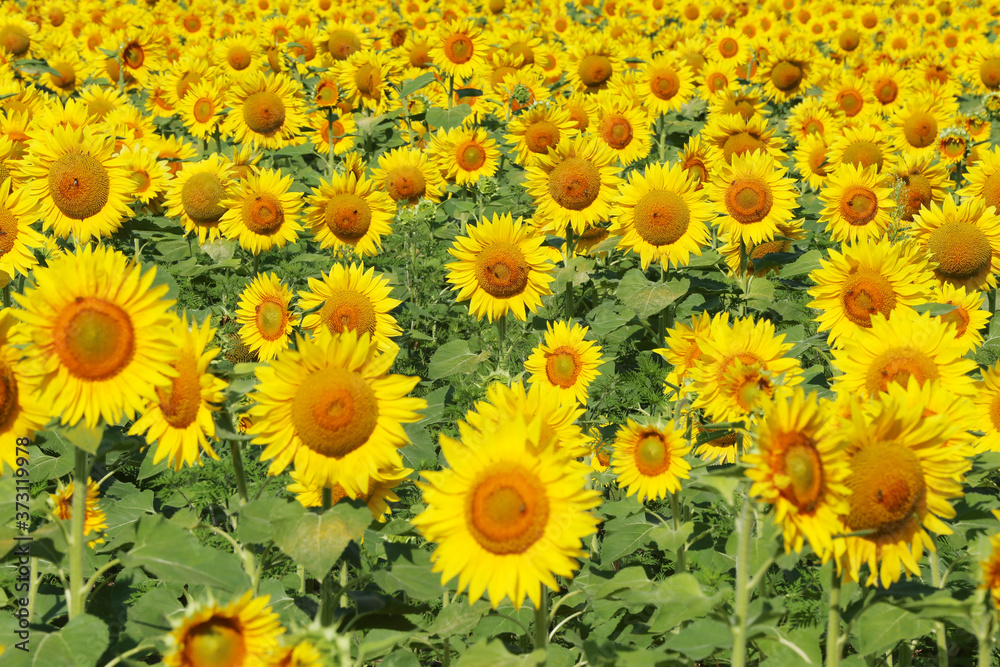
[8,0,1000,666]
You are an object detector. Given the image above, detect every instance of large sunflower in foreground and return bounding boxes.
[746,389,848,560]
[524,320,604,406]
[909,196,1000,292]
[807,238,936,346]
[129,315,227,471]
[12,246,176,428]
[19,125,131,242]
[611,418,691,502]
[819,163,894,243]
[445,213,555,323]
[306,171,394,256]
[220,70,307,150]
[523,135,622,236]
[220,168,303,254]
[0,310,46,473]
[412,414,600,609]
[830,308,977,401]
[164,154,236,244]
[833,380,971,588]
[163,591,284,667]
[611,162,713,270]
[49,477,107,548]
[704,149,797,246]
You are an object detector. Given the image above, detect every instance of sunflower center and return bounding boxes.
[242,91,286,136]
[353,63,378,95]
[725,178,773,224]
[721,98,757,121]
[241,193,285,235]
[547,157,601,211]
[846,440,925,537]
[319,290,378,338]
[0,206,19,257]
[808,145,828,175]
[634,433,671,476]
[773,432,823,510]
[467,465,550,555]
[927,221,992,281]
[182,172,227,225]
[839,186,879,226]
[706,73,728,94]
[579,54,613,88]
[841,270,897,327]
[899,173,932,220]
[386,166,426,203]
[474,242,529,298]
[457,141,486,171]
[718,37,739,58]
[443,33,474,64]
[324,193,371,241]
[0,25,29,56]
[650,69,679,99]
[327,29,360,60]
[155,352,201,429]
[980,58,1000,90]
[50,63,75,90]
[722,131,766,163]
[227,45,252,70]
[865,346,940,396]
[770,61,803,92]
[902,111,938,148]
[316,81,339,106]
[837,90,864,117]
[602,116,632,149]
[291,369,379,458]
[545,346,582,388]
[524,121,560,154]
[182,618,246,667]
[52,297,135,381]
[192,98,215,124]
[683,159,707,186]
[632,189,690,246]
[839,28,860,51]
[803,119,824,134]
[940,304,970,338]
[981,172,1000,211]
[841,140,883,172]
[122,42,143,69]
[48,153,110,221]
[255,299,287,341]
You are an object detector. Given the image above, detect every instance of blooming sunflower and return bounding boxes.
[297,263,402,351]
[0,14,37,58]
[221,70,306,151]
[320,19,372,62]
[826,125,891,174]
[164,154,235,244]
[958,144,1000,213]
[786,97,843,141]
[214,33,261,81]
[338,49,398,114]
[524,320,604,406]
[220,168,303,254]
[793,134,831,192]
[13,246,176,428]
[504,103,578,168]
[677,135,711,189]
[701,57,739,98]
[611,162,713,270]
[593,98,652,167]
[129,315,227,471]
[567,37,624,94]
[890,153,949,223]
[49,477,107,548]
[429,126,500,186]
[116,145,169,207]
[745,389,849,557]
[236,273,294,362]
[431,19,485,79]
[719,218,807,278]
[909,196,1000,292]
[370,147,444,206]
[306,171,393,256]
[889,95,951,159]
[611,418,691,502]
[807,239,935,346]
[0,309,47,473]
[445,213,554,323]
[973,362,1000,454]
[701,113,787,166]
[19,125,131,242]
[866,62,912,113]
[635,54,695,115]
[654,311,716,397]
[819,163,894,244]
[287,465,411,521]
[0,178,43,280]
[707,86,768,123]
[412,414,600,610]
[249,332,425,494]
[179,80,227,141]
[163,591,284,667]
[963,42,1000,95]
[929,283,990,354]
[704,149,797,247]
[830,308,977,401]
[759,41,814,101]
[308,111,357,157]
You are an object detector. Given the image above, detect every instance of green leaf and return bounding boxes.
[600,511,653,563]
[425,105,471,131]
[32,613,109,667]
[238,496,305,545]
[853,602,934,655]
[455,639,546,666]
[663,617,732,659]
[758,625,822,666]
[272,501,371,577]
[780,249,824,279]
[913,302,958,316]
[615,269,689,319]
[641,574,729,634]
[46,423,105,455]
[428,340,491,379]
[150,268,180,303]
[372,543,445,601]
[648,521,693,556]
[427,600,489,637]
[398,72,437,97]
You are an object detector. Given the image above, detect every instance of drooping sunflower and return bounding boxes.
[412,413,600,610]
[611,162,713,270]
[818,163,893,243]
[297,263,402,351]
[704,149,797,246]
[49,477,107,548]
[249,331,425,494]
[611,418,691,502]
[128,315,227,472]
[522,135,622,236]
[236,273,294,362]
[287,465,411,521]
[719,218,807,278]
[504,103,578,168]
[701,113,787,166]
[338,49,398,114]
[163,591,284,667]
[792,133,831,191]
[220,168,303,254]
[524,320,604,406]
[830,308,977,401]
[429,126,500,186]
[431,19,485,79]
[12,246,176,428]
[807,239,936,346]
[745,389,849,557]
[445,212,555,323]
[909,196,1000,292]
[306,171,393,256]
[593,98,652,167]
[19,125,131,242]
[635,53,696,115]
[0,309,47,473]
[890,153,949,223]
[370,147,444,206]
[163,154,235,244]
[221,70,306,151]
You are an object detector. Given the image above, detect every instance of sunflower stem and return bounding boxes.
[731,493,752,667]
[327,110,337,179]
[68,448,91,621]
[229,440,249,506]
[448,75,454,110]
[442,591,451,667]
[320,569,337,626]
[929,549,949,666]
[826,566,842,667]
[322,486,333,510]
[899,641,913,667]
[670,492,686,573]
[564,225,577,320]
[533,586,549,651]
[496,312,507,356]
[1,282,9,309]
[974,589,993,667]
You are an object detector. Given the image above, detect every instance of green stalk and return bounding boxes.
[670,492,686,573]
[68,449,91,620]
[564,225,577,320]
[929,550,949,667]
[533,586,549,651]
[229,441,249,505]
[442,591,451,667]
[496,312,507,356]
[899,642,913,667]
[731,497,752,667]
[826,567,842,667]
[2,282,10,309]
[319,488,336,626]
[327,110,337,179]
[975,588,993,667]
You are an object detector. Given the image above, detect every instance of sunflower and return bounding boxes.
[220,168,303,254]
[308,111,357,157]
[818,163,893,243]
[963,42,1000,95]
[958,144,1000,213]
[320,18,372,62]
[306,171,393,256]
[221,71,306,151]
[691,315,803,424]
[114,144,167,207]
[524,320,604,406]
[611,162,713,270]
[163,591,284,667]
[929,283,991,354]
[44,50,84,98]
[271,640,323,667]
[593,98,652,167]
[214,33,261,81]
[128,315,227,471]
[250,331,424,494]
[720,218,807,278]
[830,308,977,401]
[297,263,402,351]
[178,80,226,141]
[833,381,970,588]
[888,95,951,160]
[370,147,444,206]
[522,135,621,236]
[655,311,716,398]
[864,62,911,112]
[826,125,891,174]
[339,49,398,115]
[786,97,843,141]
[759,40,814,101]
[973,362,1000,454]
[677,135,711,189]
[807,239,936,346]
[694,425,746,465]
[164,154,235,244]
[567,37,624,94]
[792,134,831,191]
[700,57,739,98]
[13,245,176,428]
[745,389,849,557]
[431,19,484,79]
[704,149,797,247]
[0,14,37,58]
[49,477,107,548]
[412,413,600,610]
[162,55,213,109]
[701,113,787,166]
[707,86,768,122]
[429,126,500,185]
[236,273,294,362]
[287,465,410,521]
[0,178,41,280]
[890,153,949,223]
[116,28,164,86]
[0,309,47,473]
[19,125,131,242]
[504,103,578,168]
[909,196,1000,292]
[635,54,695,115]
[445,212,555,323]
[611,418,691,502]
